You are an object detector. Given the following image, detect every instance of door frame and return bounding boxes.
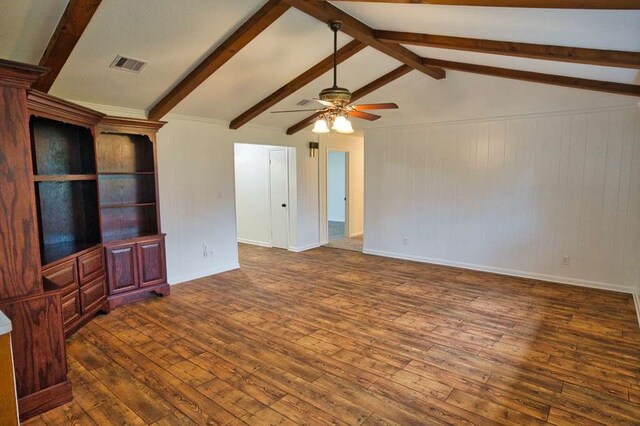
[268,148,290,249]
[325,148,349,240]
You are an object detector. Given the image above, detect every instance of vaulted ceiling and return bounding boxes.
[1,0,639,132]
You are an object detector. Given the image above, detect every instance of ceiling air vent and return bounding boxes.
[109,55,147,73]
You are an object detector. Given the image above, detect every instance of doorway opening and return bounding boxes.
[233,143,294,250]
[324,148,363,253]
[327,150,348,241]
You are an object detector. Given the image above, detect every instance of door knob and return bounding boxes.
[281,203,287,207]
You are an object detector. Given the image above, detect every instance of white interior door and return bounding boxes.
[269,149,289,249]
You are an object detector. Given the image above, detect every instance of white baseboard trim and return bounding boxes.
[169,262,240,285]
[634,292,640,328]
[362,248,635,294]
[237,238,272,248]
[289,243,322,253]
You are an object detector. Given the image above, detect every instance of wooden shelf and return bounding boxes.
[41,241,101,267]
[98,172,154,175]
[100,202,156,209]
[34,174,97,182]
[102,231,159,243]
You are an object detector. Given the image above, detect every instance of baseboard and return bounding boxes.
[237,238,271,248]
[349,232,363,238]
[289,243,322,253]
[362,248,635,294]
[169,263,240,285]
[634,291,640,328]
[19,381,73,421]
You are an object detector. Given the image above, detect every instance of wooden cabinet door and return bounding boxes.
[105,243,138,294]
[136,237,166,287]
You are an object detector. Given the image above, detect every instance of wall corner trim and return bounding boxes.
[237,238,272,248]
[289,243,322,253]
[169,262,240,286]
[634,291,640,329]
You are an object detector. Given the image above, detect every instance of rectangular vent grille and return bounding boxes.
[110,55,147,73]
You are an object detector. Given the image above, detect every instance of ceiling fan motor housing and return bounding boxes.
[319,86,352,107]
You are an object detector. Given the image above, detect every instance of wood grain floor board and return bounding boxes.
[23,244,640,425]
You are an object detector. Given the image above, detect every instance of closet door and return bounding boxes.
[105,243,138,294]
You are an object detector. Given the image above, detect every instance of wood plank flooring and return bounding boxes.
[24,244,640,425]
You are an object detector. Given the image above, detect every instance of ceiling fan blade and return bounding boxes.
[271,109,323,114]
[348,110,381,121]
[351,103,398,110]
[312,98,336,108]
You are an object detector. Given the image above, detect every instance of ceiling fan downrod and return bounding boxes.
[330,20,341,88]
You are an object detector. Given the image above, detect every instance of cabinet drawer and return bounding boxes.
[61,291,81,327]
[80,276,106,313]
[78,248,104,285]
[43,259,78,292]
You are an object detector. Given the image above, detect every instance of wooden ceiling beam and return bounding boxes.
[230,39,366,129]
[322,1,640,9]
[421,58,640,96]
[376,30,640,69]
[286,64,412,135]
[33,0,102,92]
[283,0,445,79]
[148,0,291,121]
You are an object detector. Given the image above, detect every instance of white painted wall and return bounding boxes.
[327,151,346,223]
[365,106,640,293]
[234,143,295,248]
[319,134,365,242]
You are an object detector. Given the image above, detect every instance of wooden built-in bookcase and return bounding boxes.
[97,117,168,309]
[0,59,170,421]
[30,116,101,265]
[97,131,158,242]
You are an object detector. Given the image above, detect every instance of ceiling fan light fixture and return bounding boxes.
[332,115,354,134]
[312,118,330,134]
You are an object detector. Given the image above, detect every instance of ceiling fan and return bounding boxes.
[271,20,399,134]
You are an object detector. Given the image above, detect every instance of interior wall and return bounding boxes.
[327,151,346,223]
[365,105,640,293]
[234,143,295,248]
[319,133,364,242]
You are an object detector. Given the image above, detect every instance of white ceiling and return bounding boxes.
[0,0,68,63]
[0,0,638,130]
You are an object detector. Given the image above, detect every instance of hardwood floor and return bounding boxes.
[24,244,640,425]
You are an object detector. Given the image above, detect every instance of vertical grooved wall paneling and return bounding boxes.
[364,106,640,292]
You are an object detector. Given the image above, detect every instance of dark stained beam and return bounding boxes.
[33,0,102,92]
[230,40,366,129]
[422,58,640,96]
[286,64,412,135]
[376,30,640,69]
[148,0,291,121]
[283,0,445,79]
[323,0,640,9]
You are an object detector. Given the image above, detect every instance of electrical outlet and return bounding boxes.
[402,238,409,246]
[561,256,570,266]
[217,191,223,200]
